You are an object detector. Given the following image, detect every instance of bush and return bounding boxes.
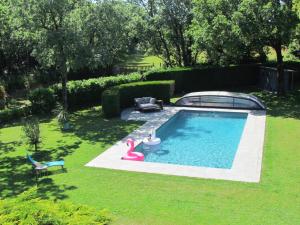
[22,117,40,151]
[0,106,31,125]
[102,80,175,118]
[144,65,260,93]
[0,188,111,225]
[0,85,7,110]
[52,73,142,109]
[102,87,120,118]
[29,88,56,114]
[119,80,175,108]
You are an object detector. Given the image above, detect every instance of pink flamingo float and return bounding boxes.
[122,139,144,161]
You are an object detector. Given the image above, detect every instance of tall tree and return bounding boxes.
[81,0,144,72]
[190,0,263,65]
[133,0,196,67]
[0,0,36,84]
[232,0,298,95]
[19,0,87,112]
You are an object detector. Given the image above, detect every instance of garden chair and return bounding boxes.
[134,97,163,112]
[27,154,65,178]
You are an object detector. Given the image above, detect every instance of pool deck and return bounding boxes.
[86,107,266,183]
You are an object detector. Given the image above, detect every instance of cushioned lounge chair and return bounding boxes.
[134,97,163,112]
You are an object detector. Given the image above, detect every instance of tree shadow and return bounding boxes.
[221,85,300,119]
[36,177,77,200]
[0,141,22,155]
[254,89,300,119]
[70,109,142,146]
[0,154,77,200]
[0,138,81,200]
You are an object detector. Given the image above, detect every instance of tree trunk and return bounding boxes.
[274,44,285,96]
[61,71,68,112]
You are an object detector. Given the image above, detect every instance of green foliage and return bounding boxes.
[145,65,259,93]
[0,106,30,124]
[102,87,120,118]
[22,117,40,151]
[134,0,195,66]
[119,80,175,107]
[0,188,111,225]
[29,88,56,114]
[102,80,175,118]
[233,0,298,49]
[52,73,142,109]
[190,0,258,65]
[0,85,6,110]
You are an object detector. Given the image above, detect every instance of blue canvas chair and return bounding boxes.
[27,154,64,178]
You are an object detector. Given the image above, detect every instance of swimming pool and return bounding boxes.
[135,110,248,169]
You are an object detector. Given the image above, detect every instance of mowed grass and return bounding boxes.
[1,90,300,225]
[120,54,163,68]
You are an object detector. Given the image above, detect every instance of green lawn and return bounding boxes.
[120,54,163,68]
[1,89,300,225]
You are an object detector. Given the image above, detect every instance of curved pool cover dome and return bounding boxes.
[175,91,266,110]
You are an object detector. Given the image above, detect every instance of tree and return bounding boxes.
[81,0,143,71]
[22,117,40,152]
[232,0,298,95]
[0,0,36,85]
[19,0,88,113]
[190,0,264,65]
[133,0,196,67]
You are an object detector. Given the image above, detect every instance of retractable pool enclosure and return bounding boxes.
[175,91,266,110]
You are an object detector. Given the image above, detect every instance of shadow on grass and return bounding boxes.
[220,85,300,119]
[70,109,143,146]
[0,141,22,155]
[0,154,76,200]
[254,89,300,119]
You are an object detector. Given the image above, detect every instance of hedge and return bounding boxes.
[102,80,175,118]
[52,73,142,109]
[102,87,120,118]
[0,188,111,225]
[144,65,260,93]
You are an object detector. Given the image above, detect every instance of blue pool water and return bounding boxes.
[135,110,248,169]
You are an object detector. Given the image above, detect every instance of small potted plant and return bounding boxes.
[57,110,71,131]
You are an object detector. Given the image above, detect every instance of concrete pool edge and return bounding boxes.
[86,107,266,183]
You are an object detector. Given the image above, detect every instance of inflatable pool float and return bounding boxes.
[143,130,161,150]
[122,139,144,161]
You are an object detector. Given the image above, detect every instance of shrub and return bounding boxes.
[52,73,142,109]
[0,188,111,225]
[29,88,56,114]
[102,87,120,118]
[144,65,260,93]
[0,106,31,125]
[22,117,40,152]
[0,85,7,110]
[118,80,175,108]
[102,80,175,118]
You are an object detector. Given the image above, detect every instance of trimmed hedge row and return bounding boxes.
[52,73,142,109]
[144,65,260,93]
[102,87,120,118]
[102,80,175,118]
